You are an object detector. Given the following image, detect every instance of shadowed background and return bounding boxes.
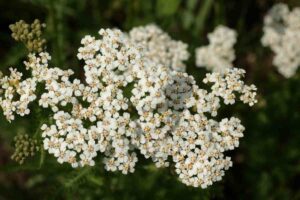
[0,0,299,199]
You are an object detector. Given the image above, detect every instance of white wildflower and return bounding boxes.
[1,23,258,188]
[195,25,237,73]
[262,3,300,78]
[129,24,189,72]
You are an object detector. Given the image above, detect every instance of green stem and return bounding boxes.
[213,0,225,25]
[38,145,45,169]
[47,0,65,67]
[194,0,214,35]
[56,0,65,67]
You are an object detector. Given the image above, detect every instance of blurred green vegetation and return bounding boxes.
[0,0,300,199]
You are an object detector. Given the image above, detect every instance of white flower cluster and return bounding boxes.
[42,29,143,172]
[130,66,256,187]
[1,24,257,188]
[195,25,237,73]
[262,3,300,78]
[203,68,258,106]
[129,24,189,72]
[0,68,37,121]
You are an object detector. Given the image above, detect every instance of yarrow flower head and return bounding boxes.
[0,20,258,188]
[130,66,256,188]
[77,28,145,88]
[262,3,300,78]
[40,28,144,171]
[129,24,189,72]
[195,25,237,73]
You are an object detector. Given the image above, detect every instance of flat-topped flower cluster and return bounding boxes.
[0,22,257,188]
[262,3,300,78]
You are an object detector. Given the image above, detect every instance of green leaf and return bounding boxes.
[156,0,180,17]
[64,168,90,188]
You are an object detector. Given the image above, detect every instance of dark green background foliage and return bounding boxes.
[0,0,300,199]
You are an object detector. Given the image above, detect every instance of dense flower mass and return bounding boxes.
[262,3,300,78]
[0,67,37,121]
[195,25,237,73]
[130,66,256,187]
[0,20,257,188]
[129,24,189,72]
